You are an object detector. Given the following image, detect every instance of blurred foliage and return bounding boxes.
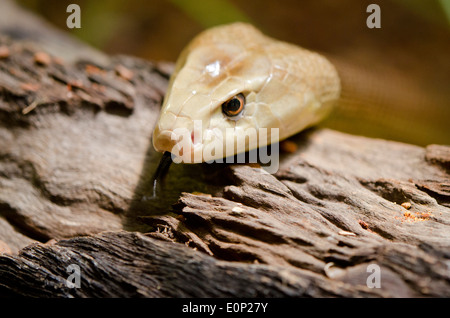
[393,0,450,26]
[16,0,255,60]
[168,0,252,28]
[16,0,450,60]
[12,0,450,146]
[440,0,450,23]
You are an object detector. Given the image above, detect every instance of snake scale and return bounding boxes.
[152,22,340,164]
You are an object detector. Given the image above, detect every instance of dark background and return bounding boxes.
[14,0,450,146]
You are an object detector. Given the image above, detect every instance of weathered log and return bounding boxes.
[0,37,171,249]
[0,4,449,298]
[0,231,383,297]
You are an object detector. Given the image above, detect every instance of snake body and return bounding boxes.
[152,23,340,162]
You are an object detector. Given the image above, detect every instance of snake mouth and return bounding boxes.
[153,127,205,164]
[152,126,173,154]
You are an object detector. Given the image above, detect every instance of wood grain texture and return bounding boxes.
[0,6,449,297]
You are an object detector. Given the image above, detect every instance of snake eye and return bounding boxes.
[222,93,245,118]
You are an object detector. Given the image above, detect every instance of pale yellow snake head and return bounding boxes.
[152,23,340,163]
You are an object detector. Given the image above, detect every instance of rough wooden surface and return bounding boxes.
[0,4,449,297]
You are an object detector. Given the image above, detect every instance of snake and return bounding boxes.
[152,22,340,174]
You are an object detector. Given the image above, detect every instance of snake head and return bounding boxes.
[152,23,340,163]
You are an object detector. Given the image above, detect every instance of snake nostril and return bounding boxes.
[191,130,202,145]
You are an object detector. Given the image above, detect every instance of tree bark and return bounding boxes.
[0,1,449,298]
